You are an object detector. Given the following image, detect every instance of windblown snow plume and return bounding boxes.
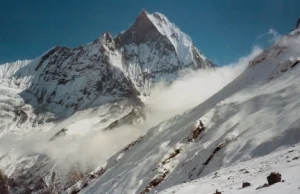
[0,125,142,171]
[144,46,263,124]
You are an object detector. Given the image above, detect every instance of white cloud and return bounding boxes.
[257,28,281,43]
[144,46,263,124]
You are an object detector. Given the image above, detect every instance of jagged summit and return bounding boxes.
[296,17,300,29]
[115,10,164,45]
[97,32,113,42]
[136,8,148,20]
[113,10,215,93]
[115,10,209,69]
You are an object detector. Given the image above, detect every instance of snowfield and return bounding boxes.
[159,144,300,194]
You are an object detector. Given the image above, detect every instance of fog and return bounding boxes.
[0,46,262,174]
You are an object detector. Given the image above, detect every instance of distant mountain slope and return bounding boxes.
[0,60,34,89]
[69,26,300,194]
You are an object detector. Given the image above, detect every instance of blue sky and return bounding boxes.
[1,0,299,65]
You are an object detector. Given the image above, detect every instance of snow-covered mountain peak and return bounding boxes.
[97,32,114,44]
[245,29,300,85]
[112,10,214,93]
[136,8,148,19]
[0,60,32,77]
[296,18,300,29]
[147,11,195,62]
[92,32,116,53]
[117,10,199,65]
[115,9,164,45]
[136,9,193,45]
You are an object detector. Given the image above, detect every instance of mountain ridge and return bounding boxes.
[0,10,215,117]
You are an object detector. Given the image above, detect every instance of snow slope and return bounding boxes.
[0,59,37,89]
[72,28,300,194]
[0,60,32,79]
[146,11,203,64]
[160,144,300,194]
[0,85,50,137]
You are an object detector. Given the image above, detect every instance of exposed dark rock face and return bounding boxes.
[49,128,68,141]
[104,106,145,130]
[256,183,269,190]
[214,190,222,194]
[0,170,9,194]
[139,170,169,194]
[203,142,227,165]
[66,166,106,194]
[256,172,282,190]
[115,10,166,46]
[13,108,28,126]
[267,172,281,185]
[7,155,89,194]
[242,182,251,188]
[23,36,140,116]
